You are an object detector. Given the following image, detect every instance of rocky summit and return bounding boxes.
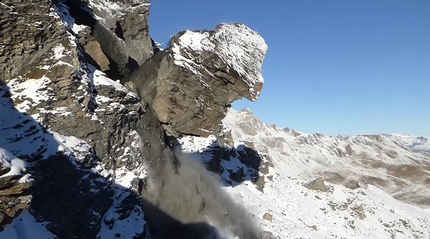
[1,0,430,239]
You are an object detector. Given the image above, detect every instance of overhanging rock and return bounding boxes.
[130,23,267,137]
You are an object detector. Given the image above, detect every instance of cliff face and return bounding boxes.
[0,0,267,238]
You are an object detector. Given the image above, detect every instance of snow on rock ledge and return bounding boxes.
[130,23,267,137]
[0,148,27,178]
[171,23,267,101]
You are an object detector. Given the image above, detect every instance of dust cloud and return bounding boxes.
[141,148,261,239]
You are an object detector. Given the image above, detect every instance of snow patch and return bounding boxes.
[0,148,27,178]
[97,188,147,239]
[8,77,53,112]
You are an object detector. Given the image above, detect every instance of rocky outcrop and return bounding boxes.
[130,23,267,137]
[0,148,31,231]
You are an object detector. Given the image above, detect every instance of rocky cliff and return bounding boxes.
[0,0,267,238]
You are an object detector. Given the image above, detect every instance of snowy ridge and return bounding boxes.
[179,108,430,238]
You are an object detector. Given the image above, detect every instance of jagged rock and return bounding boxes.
[85,40,111,71]
[0,0,149,170]
[0,0,154,236]
[1,0,270,238]
[130,23,267,137]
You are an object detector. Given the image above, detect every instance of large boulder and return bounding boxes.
[130,23,268,137]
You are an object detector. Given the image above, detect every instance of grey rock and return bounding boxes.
[0,162,32,231]
[0,0,153,236]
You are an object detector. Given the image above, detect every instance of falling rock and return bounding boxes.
[261,231,276,239]
[263,212,273,222]
[130,23,267,137]
[305,177,330,192]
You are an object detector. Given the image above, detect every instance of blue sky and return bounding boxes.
[148,1,430,136]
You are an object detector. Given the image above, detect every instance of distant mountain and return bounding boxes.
[382,133,430,154]
[178,108,430,239]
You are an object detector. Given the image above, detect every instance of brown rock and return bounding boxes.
[84,41,110,71]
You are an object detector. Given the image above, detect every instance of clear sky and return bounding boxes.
[148,0,430,137]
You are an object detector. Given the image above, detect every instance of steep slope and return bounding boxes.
[178,108,430,238]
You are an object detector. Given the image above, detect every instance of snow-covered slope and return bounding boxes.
[178,108,430,239]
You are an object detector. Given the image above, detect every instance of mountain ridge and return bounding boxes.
[178,108,430,238]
